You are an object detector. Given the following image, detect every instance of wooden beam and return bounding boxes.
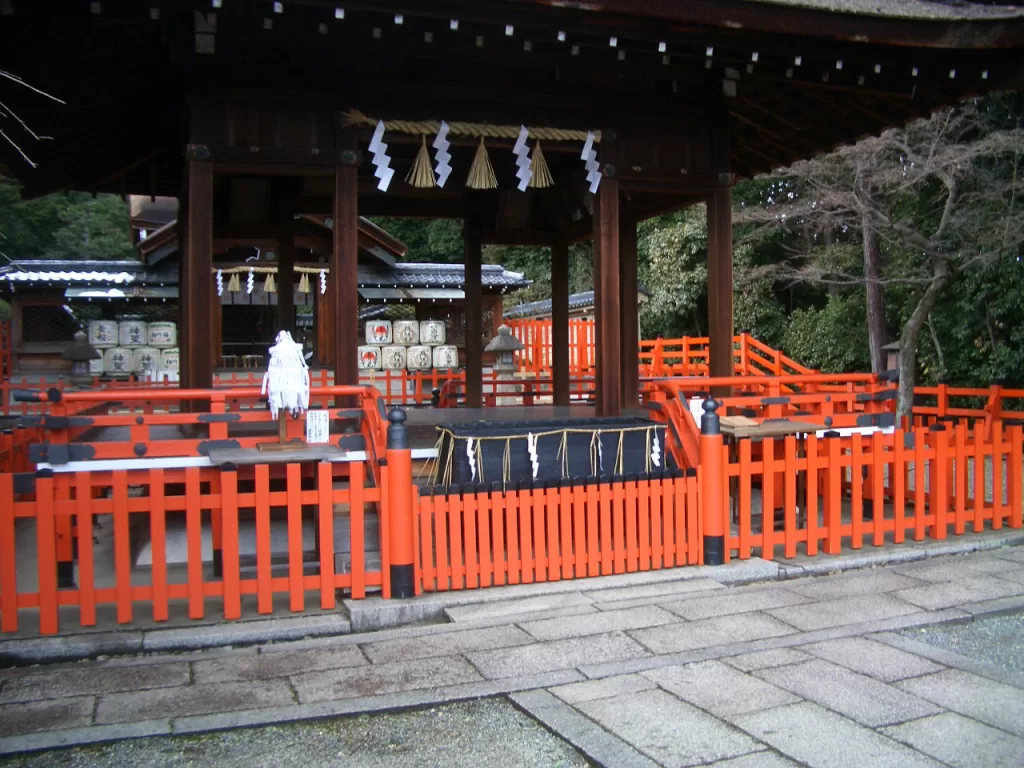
[332,161,359,392]
[594,177,622,418]
[182,159,214,390]
[620,217,640,408]
[551,237,571,407]
[464,220,483,409]
[707,184,734,385]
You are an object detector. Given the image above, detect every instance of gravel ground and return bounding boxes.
[898,610,1024,677]
[0,698,588,768]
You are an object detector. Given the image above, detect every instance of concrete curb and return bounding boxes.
[2,532,1021,665]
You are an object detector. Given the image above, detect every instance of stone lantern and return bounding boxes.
[62,330,102,387]
[485,325,525,405]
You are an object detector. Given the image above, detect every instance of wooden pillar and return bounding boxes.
[620,217,639,408]
[707,184,734,384]
[275,226,296,336]
[314,274,335,371]
[210,291,222,374]
[594,177,622,417]
[181,158,213,390]
[332,162,358,389]
[551,237,570,407]
[464,221,483,409]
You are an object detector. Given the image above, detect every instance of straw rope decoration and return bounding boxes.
[467,138,498,190]
[297,273,311,293]
[227,273,241,293]
[342,110,601,143]
[406,136,436,188]
[263,273,276,293]
[428,424,664,488]
[529,141,553,188]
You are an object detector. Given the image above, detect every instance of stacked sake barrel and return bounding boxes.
[358,319,458,372]
[86,318,178,378]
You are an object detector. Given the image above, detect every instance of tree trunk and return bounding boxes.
[859,182,887,374]
[897,261,953,425]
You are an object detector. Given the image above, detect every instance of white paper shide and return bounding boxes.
[261,330,310,419]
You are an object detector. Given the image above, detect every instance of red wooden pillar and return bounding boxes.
[706,184,734,386]
[620,216,639,408]
[464,220,483,409]
[332,160,359,390]
[594,177,622,417]
[551,237,570,407]
[181,157,214,390]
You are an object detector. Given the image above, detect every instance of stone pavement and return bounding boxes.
[2,547,1024,767]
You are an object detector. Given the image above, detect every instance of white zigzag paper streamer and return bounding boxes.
[319,269,327,295]
[432,121,451,188]
[513,125,532,191]
[467,438,477,482]
[246,268,254,295]
[582,131,601,194]
[596,432,604,474]
[216,269,223,297]
[651,432,662,468]
[527,433,539,480]
[368,120,394,192]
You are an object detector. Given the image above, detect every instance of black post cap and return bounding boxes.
[387,408,409,450]
[701,398,720,436]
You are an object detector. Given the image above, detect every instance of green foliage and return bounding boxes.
[781,295,871,373]
[368,217,463,263]
[0,175,134,260]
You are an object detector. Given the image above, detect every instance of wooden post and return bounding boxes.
[181,157,214,390]
[314,267,335,374]
[275,223,296,336]
[551,237,570,407]
[210,288,222,375]
[707,184,734,388]
[386,408,415,598]
[332,160,358,392]
[699,398,726,565]
[464,220,483,409]
[620,216,639,408]
[594,176,622,417]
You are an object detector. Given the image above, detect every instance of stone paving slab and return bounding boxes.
[783,569,928,600]
[767,593,921,631]
[577,688,763,767]
[662,586,809,620]
[801,637,943,682]
[896,669,1024,738]
[549,673,657,705]
[360,624,534,665]
[756,658,942,728]
[0,696,95,738]
[290,655,482,704]
[644,660,799,717]
[630,612,797,654]
[893,555,1024,581]
[519,605,677,641]
[0,719,171,757]
[192,645,367,684]
[993,547,1024,564]
[730,701,945,768]
[95,679,295,725]
[583,577,726,605]
[893,575,1024,610]
[444,592,594,623]
[882,711,1024,768]
[723,648,811,672]
[0,661,190,703]
[705,753,803,768]
[467,631,649,679]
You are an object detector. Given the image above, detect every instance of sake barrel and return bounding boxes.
[381,345,406,371]
[392,320,419,346]
[103,347,132,376]
[419,320,446,345]
[432,345,459,370]
[88,320,118,349]
[118,319,148,348]
[406,345,432,371]
[357,345,382,370]
[132,347,160,374]
[365,320,392,345]
[160,347,180,372]
[88,356,104,376]
[147,321,177,348]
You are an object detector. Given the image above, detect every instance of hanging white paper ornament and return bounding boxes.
[216,269,224,296]
[466,437,477,482]
[527,433,539,480]
[261,330,310,420]
[433,121,451,187]
[582,131,601,194]
[247,268,255,294]
[651,431,662,468]
[513,125,533,191]
[368,120,394,191]
[319,269,327,294]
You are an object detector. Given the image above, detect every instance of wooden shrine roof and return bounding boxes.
[2,0,1023,221]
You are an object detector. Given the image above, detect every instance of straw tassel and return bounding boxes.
[466,137,498,190]
[264,273,277,293]
[227,273,241,293]
[528,141,553,188]
[297,273,311,293]
[406,136,436,188]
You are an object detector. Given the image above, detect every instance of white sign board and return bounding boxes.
[305,410,330,445]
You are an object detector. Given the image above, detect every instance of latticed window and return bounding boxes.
[21,305,78,343]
